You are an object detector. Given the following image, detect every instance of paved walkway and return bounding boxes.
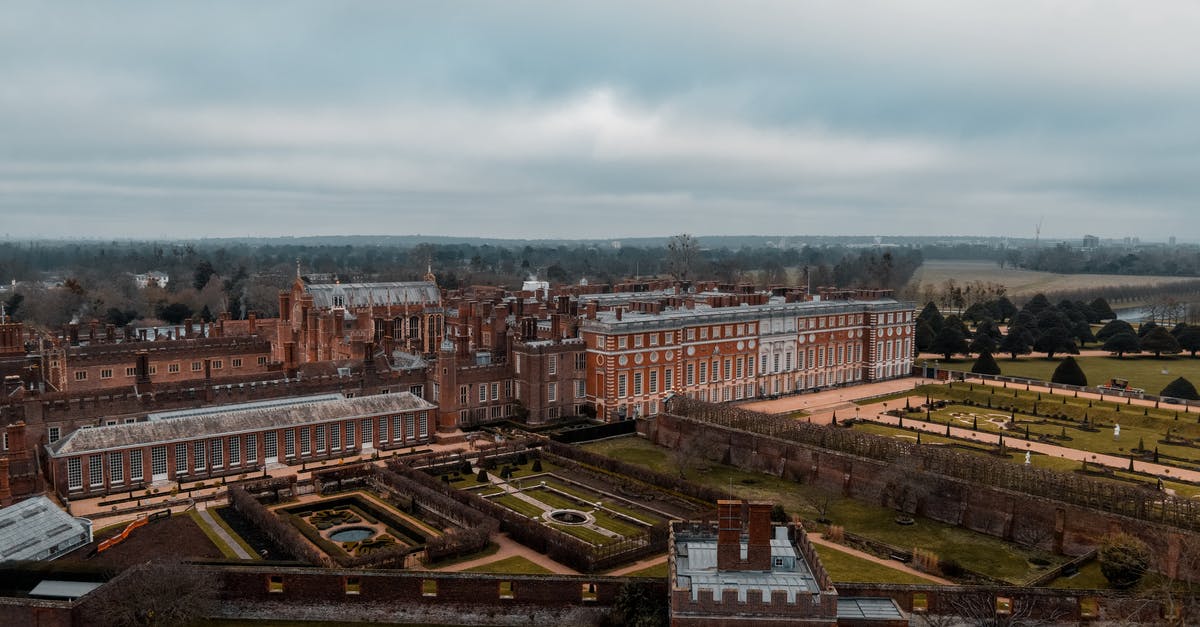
[806,533,953,585]
[426,532,579,575]
[196,502,253,559]
[739,378,932,415]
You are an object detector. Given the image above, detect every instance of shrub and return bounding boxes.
[970,351,1002,376]
[1098,532,1151,589]
[476,469,489,483]
[1050,357,1087,387]
[939,558,964,578]
[1161,377,1200,401]
[531,459,543,472]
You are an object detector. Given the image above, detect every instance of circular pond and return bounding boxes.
[544,509,594,526]
[330,526,376,543]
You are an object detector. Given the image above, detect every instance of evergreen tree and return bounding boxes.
[1102,332,1141,358]
[930,324,969,360]
[1160,377,1200,401]
[1096,319,1135,342]
[1050,356,1088,386]
[1141,326,1181,357]
[1177,326,1200,357]
[998,326,1034,360]
[1090,297,1117,321]
[970,351,1002,376]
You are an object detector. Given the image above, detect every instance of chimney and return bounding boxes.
[185,318,194,338]
[550,314,562,340]
[615,308,623,321]
[279,290,292,322]
[89,319,98,343]
[586,302,597,320]
[248,311,257,334]
[746,502,774,570]
[135,351,151,385]
[105,324,115,343]
[6,421,28,461]
[716,500,743,571]
[68,323,79,346]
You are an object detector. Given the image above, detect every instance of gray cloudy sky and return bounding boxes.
[2,1,1198,241]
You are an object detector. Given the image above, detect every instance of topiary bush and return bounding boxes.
[1098,532,1151,589]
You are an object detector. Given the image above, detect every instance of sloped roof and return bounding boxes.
[48,393,435,457]
[305,282,440,309]
[0,496,91,562]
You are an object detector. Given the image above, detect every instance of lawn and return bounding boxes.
[813,544,940,585]
[491,494,545,518]
[464,555,553,574]
[581,435,1062,583]
[626,560,669,578]
[958,354,1200,397]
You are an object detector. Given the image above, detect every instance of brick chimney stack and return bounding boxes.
[716,500,743,571]
[716,499,775,572]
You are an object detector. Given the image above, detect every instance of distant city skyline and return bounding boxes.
[2,2,1198,240]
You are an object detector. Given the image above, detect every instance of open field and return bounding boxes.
[582,436,1063,583]
[910,260,1197,298]
[463,555,553,575]
[944,354,1200,396]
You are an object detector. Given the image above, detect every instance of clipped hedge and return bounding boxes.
[227,486,328,566]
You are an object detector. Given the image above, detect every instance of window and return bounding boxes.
[618,374,627,398]
[575,353,587,370]
[316,425,326,452]
[193,441,206,470]
[665,368,672,389]
[284,430,295,458]
[700,327,708,339]
[686,362,695,386]
[268,575,284,594]
[330,424,341,451]
[491,382,499,401]
[175,443,188,474]
[405,415,415,440]
[68,458,82,490]
[504,380,512,398]
[48,427,61,443]
[360,419,372,446]
[686,328,695,341]
[581,583,598,602]
[418,412,428,438]
[698,362,707,384]
[74,371,87,381]
[168,363,180,374]
[108,452,124,484]
[191,361,202,372]
[211,438,223,468]
[130,449,143,481]
[633,372,643,396]
[300,427,311,456]
[345,576,361,595]
[548,355,557,375]
[723,359,732,380]
[548,382,557,402]
[347,422,356,447]
[617,335,627,349]
[257,356,267,365]
[212,360,223,370]
[89,454,103,487]
[232,358,243,368]
[100,368,113,379]
[479,384,487,403]
[634,334,643,347]
[393,416,403,442]
[648,370,658,394]
[498,581,514,600]
[459,385,468,406]
[247,434,258,463]
[649,333,659,346]
[422,580,438,597]
[263,432,277,459]
[735,357,743,379]
[229,437,241,465]
[575,379,585,399]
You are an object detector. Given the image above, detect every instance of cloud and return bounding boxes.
[0,1,1198,240]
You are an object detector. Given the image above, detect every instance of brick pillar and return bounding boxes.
[716,499,743,571]
[746,501,773,570]
[0,458,10,505]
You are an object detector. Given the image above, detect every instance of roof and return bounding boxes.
[673,531,820,603]
[305,282,440,309]
[837,597,906,621]
[29,580,104,599]
[584,297,912,332]
[48,392,436,456]
[0,496,92,562]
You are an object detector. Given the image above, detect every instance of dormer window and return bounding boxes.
[332,295,344,308]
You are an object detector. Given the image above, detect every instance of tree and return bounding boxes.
[769,504,789,523]
[998,326,1034,360]
[1096,319,1135,342]
[995,295,1017,323]
[1023,293,1052,316]
[970,351,1001,376]
[1161,377,1200,401]
[1033,326,1078,359]
[666,233,700,282]
[917,302,944,334]
[914,320,936,353]
[85,559,218,627]
[1138,320,1159,338]
[192,260,217,291]
[1090,297,1117,321]
[604,581,668,627]
[156,302,193,324]
[1103,332,1141,358]
[1051,356,1088,387]
[930,324,968,360]
[1098,532,1151,589]
[1178,327,1200,357]
[1142,325,1181,357]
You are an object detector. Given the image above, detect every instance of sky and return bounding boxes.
[1,1,1198,241]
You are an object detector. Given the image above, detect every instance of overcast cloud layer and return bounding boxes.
[1,1,1198,241]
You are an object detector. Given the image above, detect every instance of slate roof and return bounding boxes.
[305,282,440,309]
[48,393,435,457]
[0,496,92,562]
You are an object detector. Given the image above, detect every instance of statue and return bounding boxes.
[1114,423,1121,440]
[1025,451,1031,465]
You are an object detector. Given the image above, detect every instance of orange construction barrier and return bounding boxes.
[97,516,148,553]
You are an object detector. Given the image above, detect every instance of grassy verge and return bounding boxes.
[814,543,940,585]
[463,555,553,574]
[625,560,669,578]
[207,506,259,559]
[975,354,1200,397]
[187,509,242,559]
[421,542,500,569]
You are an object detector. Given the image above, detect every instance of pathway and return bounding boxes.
[605,554,667,577]
[425,532,578,575]
[196,502,253,559]
[807,533,954,585]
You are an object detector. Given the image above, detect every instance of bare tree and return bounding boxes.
[85,559,218,626]
[945,590,1070,627]
[666,233,700,282]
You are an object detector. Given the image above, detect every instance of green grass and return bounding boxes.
[1047,560,1168,593]
[581,435,1064,584]
[421,542,500,569]
[551,522,617,545]
[207,506,259,559]
[973,354,1200,397]
[813,544,940,585]
[491,494,545,518]
[464,555,553,574]
[187,510,242,559]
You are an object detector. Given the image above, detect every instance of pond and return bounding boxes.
[330,526,376,543]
